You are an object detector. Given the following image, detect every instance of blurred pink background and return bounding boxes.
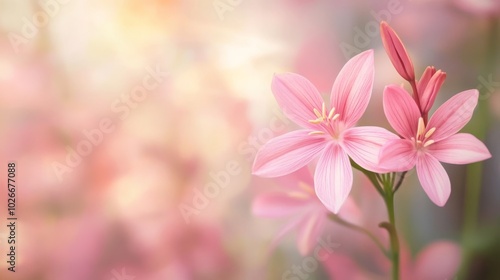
[0,0,499,279]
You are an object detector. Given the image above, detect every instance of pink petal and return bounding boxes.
[383,85,421,139]
[252,130,327,177]
[271,73,324,129]
[414,241,461,280]
[379,139,417,172]
[330,49,374,128]
[428,133,491,164]
[297,213,325,255]
[427,89,479,142]
[417,66,436,95]
[420,70,446,114]
[416,154,451,206]
[380,21,415,81]
[314,144,353,214]
[341,126,399,173]
[252,192,309,218]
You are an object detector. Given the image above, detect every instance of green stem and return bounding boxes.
[460,17,498,278]
[328,214,390,258]
[385,192,399,280]
[350,164,404,279]
[463,18,497,237]
[350,159,384,196]
[380,173,401,280]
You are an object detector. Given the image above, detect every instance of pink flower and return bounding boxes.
[252,167,360,255]
[252,50,397,213]
[417,66,447,116]
[380,21,415,82]
[379,85,491,206]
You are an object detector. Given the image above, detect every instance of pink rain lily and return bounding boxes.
[379,85,491,206]
[252,167,361,255]
[252,50,398,213]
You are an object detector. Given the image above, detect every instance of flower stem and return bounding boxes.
[349,162,404,279]
[350,159,384,196]
[378,172,402,280]
[383,190,400,280]
[328,214,390,258]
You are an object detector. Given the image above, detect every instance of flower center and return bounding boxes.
[411,117,436,149]
[287,182,315,199]
[307,102,341,138]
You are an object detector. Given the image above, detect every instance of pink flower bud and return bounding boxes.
[419,68,447,114]
[380,21,415,81]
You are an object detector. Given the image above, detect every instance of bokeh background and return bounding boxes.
[0,0,499,279]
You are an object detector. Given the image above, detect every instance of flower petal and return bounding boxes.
[427,89,479,142]
[330,49,374,128]
[429,133,491,164]
[417,66,436,95]
[379,139,417,172]
[252,130,327,177]
[383,85,421,139]
[419,69,446,114]
[252,192,309,218]
[314,144,353,214]
[416,154,451,206]
[380,21,415,81]
[341,126,399,173]
[271,73,324,129]
[297,213,325,255]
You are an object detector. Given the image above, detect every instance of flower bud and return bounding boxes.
[419,68,446,114]
[380,21,415,81]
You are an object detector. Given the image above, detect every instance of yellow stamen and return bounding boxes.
[424,127,436,139]
[423,140,435,147]
[313,108,322,118]
[308,119,322,124]
[417,117,425,138]
[287,191,309,199]
[331,114,340,121]
[308,131,325,136]
[322,102,326,118]
[298,182,315,195]
[328,107,335,119]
